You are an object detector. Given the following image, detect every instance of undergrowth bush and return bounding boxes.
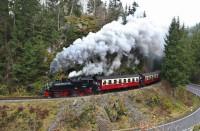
[0,84,9,95]
[104,98,127,122]
[32,81,44,94]
[63,104,97,129]
[175,86,187,100]
[0,105,50,131]
[146,95,160,107]
[193,124,200,131]
[161,98,174,111]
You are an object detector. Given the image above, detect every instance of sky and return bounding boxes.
[119,0,200,27]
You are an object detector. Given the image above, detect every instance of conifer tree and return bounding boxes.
[107,0,123,23]
[128,1,138,16]
[143,11,146,17]
[190,24,200,82]
[162,17,191,87]
[0,0,12,83]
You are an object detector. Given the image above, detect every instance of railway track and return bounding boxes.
[0,96,52,103]
[0,96,77,103]
[0,96,44,100]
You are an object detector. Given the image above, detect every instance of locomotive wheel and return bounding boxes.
[92,86,100,94]
[71,92,78,97]
[69,89,78,97]
[52,91,62,98]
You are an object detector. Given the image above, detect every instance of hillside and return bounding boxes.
[0,82,200,130]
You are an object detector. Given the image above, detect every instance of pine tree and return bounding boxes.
[161,17,191,87]
[0,0,12,83]
[143,11,147,17]
[64,0,82,16]
[128,1,139,16]
[87,0,95,14]
[121,4,128,25]
[190,24,200,82]
[107,0,123,23]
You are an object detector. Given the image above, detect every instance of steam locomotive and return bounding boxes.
[43,71,160,97]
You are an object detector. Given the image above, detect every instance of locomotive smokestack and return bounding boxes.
[50,8,166,77]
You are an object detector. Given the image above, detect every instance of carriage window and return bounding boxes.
[128,79,131,82]
[103,81,106,85]
[119,79,122,83]
[124,79,127,83]
[114,80,117,84]
[136,78,139,82]
[132,78,135,82]
[109,80,112,84]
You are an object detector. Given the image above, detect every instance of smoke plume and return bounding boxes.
[50,14,166,77]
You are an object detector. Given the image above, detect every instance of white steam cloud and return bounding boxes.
[50,14,166,78]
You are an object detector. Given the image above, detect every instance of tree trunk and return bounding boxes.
[70,0,74,16]
[93,0,96,15]
[58,3,60,30]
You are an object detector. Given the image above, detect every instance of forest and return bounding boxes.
[0,0,200,95]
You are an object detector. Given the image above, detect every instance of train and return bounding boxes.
[43,71,160,97]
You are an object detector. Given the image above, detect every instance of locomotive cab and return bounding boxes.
[139,73,145,87]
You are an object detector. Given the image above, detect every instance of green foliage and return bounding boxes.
[0,0,12,84]
[63,15,99,46]
[104,98,127,122]
[0,104,51,131]
[193,125,200,131]
[63,104,97,129]
[162,18,192,87]
[0,84,9,95]
[162,18,200,86]
[106,0,123,23]
[79,104,96,125]
[146,95,160,107]
[161,98,174,111]
[87,0,103,15]
[190,24,200,83]
[0,0,61,94]
[128,2,139,16]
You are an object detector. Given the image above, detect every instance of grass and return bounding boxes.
[0,101,61,131]
[193,124,200,131]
